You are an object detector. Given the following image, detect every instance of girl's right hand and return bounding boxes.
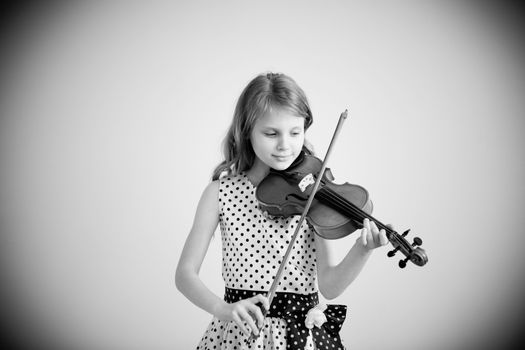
[218,294,270,336]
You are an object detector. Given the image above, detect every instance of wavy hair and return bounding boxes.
[212,72,313,180]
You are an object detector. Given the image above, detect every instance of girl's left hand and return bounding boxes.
[359,218,389,250]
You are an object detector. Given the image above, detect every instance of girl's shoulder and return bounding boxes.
[194,179,220,210]
[199,172,249,205]
[203,179,220,197]
[216,173,254,203]
[189,180,221,224]
[217,172,250,187]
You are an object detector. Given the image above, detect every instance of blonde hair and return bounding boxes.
[212,72,314,180]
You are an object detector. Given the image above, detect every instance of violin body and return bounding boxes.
[257,154,373,239]
[256,151,428,268]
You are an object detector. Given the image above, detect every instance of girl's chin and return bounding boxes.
[270,160,294,171]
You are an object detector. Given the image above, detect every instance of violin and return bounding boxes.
[256,151,428,268]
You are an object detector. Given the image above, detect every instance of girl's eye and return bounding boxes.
[264,133,276,137]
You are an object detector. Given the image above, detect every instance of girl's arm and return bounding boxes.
[175,180,223,315]
[175,181,269,336]
[315,218,388,300]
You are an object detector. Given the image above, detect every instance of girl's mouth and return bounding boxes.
[273,155,292,162]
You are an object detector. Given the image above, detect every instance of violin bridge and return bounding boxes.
[298,173,315,192]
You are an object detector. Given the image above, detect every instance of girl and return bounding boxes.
[175,72,389,349]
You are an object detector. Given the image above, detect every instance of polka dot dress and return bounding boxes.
[196,173,319,350]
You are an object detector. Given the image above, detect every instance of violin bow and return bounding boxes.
[249,109,348,341]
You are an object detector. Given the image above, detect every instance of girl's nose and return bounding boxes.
[277,136,290,150]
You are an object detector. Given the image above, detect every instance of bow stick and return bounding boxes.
[249,109,348,341]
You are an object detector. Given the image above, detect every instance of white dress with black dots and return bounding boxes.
[196,173,320,350]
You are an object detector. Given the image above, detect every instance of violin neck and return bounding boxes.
[316,186,417,255]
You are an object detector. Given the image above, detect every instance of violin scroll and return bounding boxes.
[386,229,428,268]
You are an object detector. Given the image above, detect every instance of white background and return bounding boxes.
[1,1,524,349]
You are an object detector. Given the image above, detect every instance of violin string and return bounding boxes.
[317,187,411,251]
[317,187,376,226]
[322,188,383,227]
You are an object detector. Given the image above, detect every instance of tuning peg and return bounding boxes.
[399,257,409,268]
[412,237,422,246]
[387,247,399,257]
[387,229,411,257]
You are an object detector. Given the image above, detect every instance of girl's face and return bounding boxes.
[250,107,305,171]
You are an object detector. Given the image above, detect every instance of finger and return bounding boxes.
[360,227,368,246]
[363,218,371,230]
[369,221,380,245]
[232,311,250,335]
[250,294,266,307]
[369,220,380,235]
[366,230,373,247]
[361,218,371,246]
[379,229,389,246]
[254,294,270,313]
[238,308,259,335]
[247,299,265,327]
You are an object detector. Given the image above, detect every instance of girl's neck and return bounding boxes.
[245,159,270,187]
